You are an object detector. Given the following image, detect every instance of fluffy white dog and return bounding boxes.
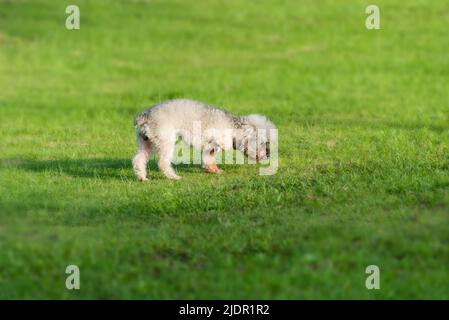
[132,99,276,181]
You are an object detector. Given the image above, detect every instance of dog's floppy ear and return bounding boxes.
[234,123,256,152]
[241,122,256,135]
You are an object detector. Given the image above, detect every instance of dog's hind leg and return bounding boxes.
[156,132,181,180]
[132,135,153,181]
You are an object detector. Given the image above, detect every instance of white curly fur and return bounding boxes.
[132,99,275,181]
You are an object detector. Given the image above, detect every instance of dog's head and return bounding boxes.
[235,114,276,162]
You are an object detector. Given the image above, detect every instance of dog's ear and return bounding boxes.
[241,123,256,136]
[235,123,258,153]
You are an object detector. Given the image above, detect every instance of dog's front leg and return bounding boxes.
[202,145,222,174]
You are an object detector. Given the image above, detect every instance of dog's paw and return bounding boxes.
[204,164,222,174]
[137,176,149,182]
[167,174,181,181]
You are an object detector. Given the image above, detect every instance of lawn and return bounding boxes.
[0,0,448,299]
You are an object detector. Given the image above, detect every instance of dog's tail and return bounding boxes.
[134,112,150,141]
[134,112,148,127]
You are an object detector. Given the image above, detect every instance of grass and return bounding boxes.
[0,0,448,299]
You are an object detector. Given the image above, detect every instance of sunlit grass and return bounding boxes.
[0,0,448,298]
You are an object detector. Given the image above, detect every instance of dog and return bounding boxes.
[132,99,276,181]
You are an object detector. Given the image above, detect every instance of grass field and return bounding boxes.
[0,0,448,299]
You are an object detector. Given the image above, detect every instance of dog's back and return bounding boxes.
[134,99,236,136]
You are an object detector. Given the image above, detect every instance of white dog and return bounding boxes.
[132,99,276,181]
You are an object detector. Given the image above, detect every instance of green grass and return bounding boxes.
[1,0,449,299]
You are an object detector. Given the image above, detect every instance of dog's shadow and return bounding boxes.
[2,157,200,180]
